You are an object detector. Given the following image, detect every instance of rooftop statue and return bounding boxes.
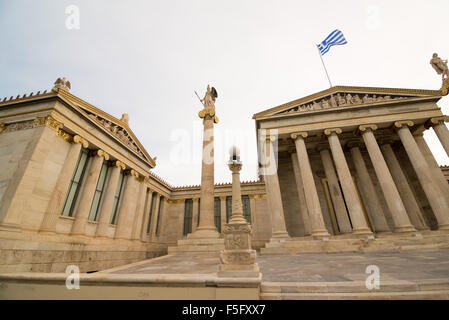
[430,53,449,80]
[201,85,218,111]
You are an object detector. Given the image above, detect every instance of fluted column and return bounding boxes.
[140,190,154,242]
[415,133,449,206]
[114,170,140,239]
[380,141,428,230]
[359,125,415,233]
[429,116,449,157]
[39,135,87,234]
[291,133,329,237]
[324,128,372,235]
[71,149,109,236]
[261,136,289,239]
[131,177,148,241]
[395,121,449,229]
[149,194,161,241]
[95,160,126,238]
[318,146,352,234]
[290,150,312,236]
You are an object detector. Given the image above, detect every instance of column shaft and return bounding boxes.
[350,146,390,232]
[361,129,415,232]
[40,142,82,233]
[320,149,352,234]
[290,151,312,235]
[292,134,329,237]
[262,137,289,238]
[326,131,372,235]
[140,190,154,241]
[71,151,106,235]
[149,195,161,240]
[131,181,147,240]
[95,163,123,238]
[381,143,428,230]
[432,122,449,157]
[396,123,449,229]
[192,198,199,232]
[115,172,140,239]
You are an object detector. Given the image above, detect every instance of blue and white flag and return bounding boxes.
[317,29,347,56]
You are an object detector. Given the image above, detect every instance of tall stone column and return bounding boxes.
[220,196,227,227]
[349,143,390,233]
[261,136,289,239]
[188,96,220,239]
[324,128,372,235]
[318,146,352,234]
[429,116,449,157]
[40,135,87,234]
[359,125,416,233]
[131,177,148,241]
[395,121,449,229]
[192,198,199,233]
[148,194,160,241]
[71,149,109,236]
[140,190,154,242]
[380,141,428,230]
[291,133,329,237]
[114,170,140,239]
[96,160,126,238]
[289,150,312,236]
[415,133,449,205]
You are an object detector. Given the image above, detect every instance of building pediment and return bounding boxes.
[253,86,443,120]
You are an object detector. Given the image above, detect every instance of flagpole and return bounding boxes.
[316,45,333,88]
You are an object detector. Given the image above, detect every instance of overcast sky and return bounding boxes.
[1,0,449,186]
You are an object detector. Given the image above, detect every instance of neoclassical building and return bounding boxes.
[1,79,449,273]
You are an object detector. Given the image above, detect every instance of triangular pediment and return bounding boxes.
[57,90,156,167]
[253,85,442,119]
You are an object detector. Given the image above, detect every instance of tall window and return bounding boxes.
[214,197,221,232]
[155,196,164,236]
[61,148,89,217]
[110,170,125,224]
[197,199,201,226]
[183,199,193,236]
[226,196,232,223]
[88,160,109,221]
[242,195,251,223]
[146,192,157,234]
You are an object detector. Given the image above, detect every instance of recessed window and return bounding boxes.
[183,199,193,236]
[110,170,124,225]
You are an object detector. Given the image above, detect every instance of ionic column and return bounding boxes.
[349,143,390,232]
[140,190,154,242]
[71,149,109,236]
[359,125,416,233]
[429,116,449,157]
[261,136,289,239]
[114,170,140,239]
[318,146,352,234]
[324,128,372,235]
[149,194,161,241]
[380,141,428,230]
[192,198,199,232]
[40,135,87,234]
[131,177,148,241]
[414,133,449,206]
[291,133,329,237]
[395,121,449,229]
[95,160,126,238]
[289,150,312,236]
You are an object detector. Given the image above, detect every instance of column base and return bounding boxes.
[438,224,449,230]
[352,228,373,236]
[393,225,417,233]
[311,229,331,238]
[270,231,289,239]
[187,226,221,239]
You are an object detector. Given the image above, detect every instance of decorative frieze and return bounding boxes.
[0,115,63,135]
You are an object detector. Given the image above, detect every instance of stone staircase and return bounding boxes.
[260,279,449,300]
[260,230,449,255]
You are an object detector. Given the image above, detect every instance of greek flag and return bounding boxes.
[317,29,347,56]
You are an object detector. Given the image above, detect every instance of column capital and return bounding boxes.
[113,160,126,170]
[220,196,227,200]
[346,139,364,149]
[130,169,140,180]
[359,124,378,133]
[94,149,109,160]
[324,128,342,136]
[290,132,308,140]
[73,135,89,148]
[430,116,449,125]
[394,120,414,129]
[287,147,297,154]
[377,137,395,146]
[56,129,73,143]
[260,135,276,143]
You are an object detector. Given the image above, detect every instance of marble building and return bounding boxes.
[1,77,449,274]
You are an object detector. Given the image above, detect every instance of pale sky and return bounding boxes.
[1,0,449,186]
